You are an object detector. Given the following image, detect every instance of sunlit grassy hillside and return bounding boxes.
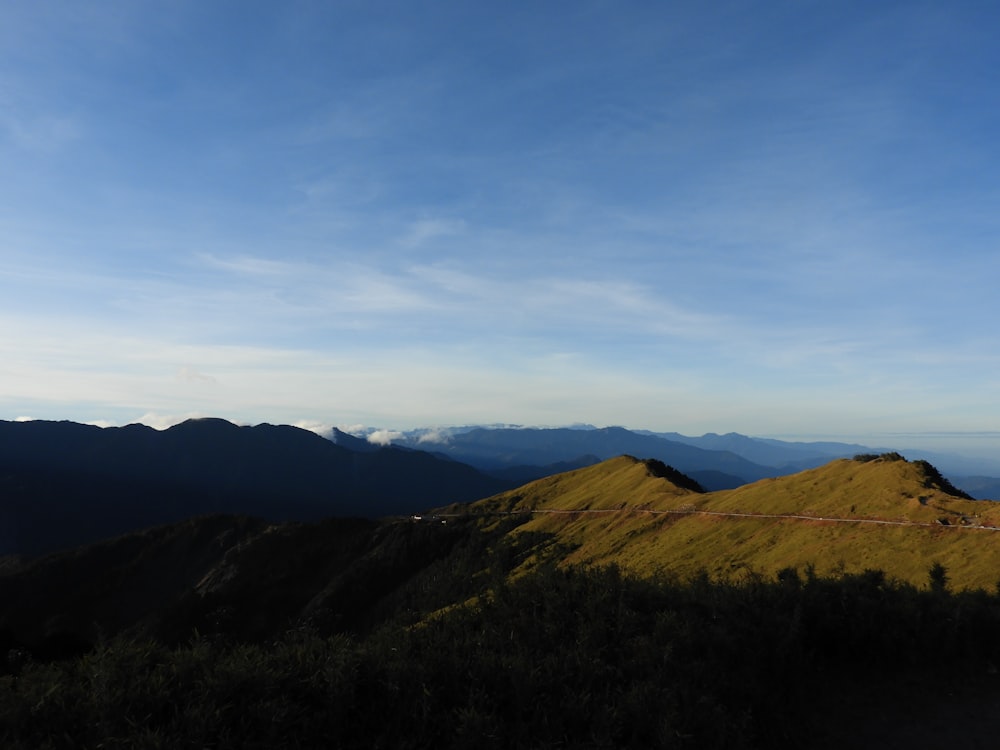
[465,455,701,513]
[456,454,1000,591]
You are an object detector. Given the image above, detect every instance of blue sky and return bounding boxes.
[3,1,1000,448]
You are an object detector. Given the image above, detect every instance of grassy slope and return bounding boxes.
[459,455,1000,590]
[467,455,698,513]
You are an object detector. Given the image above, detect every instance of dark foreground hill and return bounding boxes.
[5,460,1000,748]
[0,418,511,556]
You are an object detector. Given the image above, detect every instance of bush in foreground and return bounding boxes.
[3,563,998,749]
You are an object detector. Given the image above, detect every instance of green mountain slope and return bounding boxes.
[452,453,1000,590]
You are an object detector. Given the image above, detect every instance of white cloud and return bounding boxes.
[367,429,403,446]
[536,277,724,338]
[400,218,466,248]
[1,112,81,152]
[291,420,334,436]
[338,266,441,314]
[176,366,218,384]
[197,254,302,277]
[416,428,453,445]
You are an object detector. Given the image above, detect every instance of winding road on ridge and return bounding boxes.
[433,506,1000,531]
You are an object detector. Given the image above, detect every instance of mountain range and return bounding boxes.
[397,425,774,488]
[5,431,1000,748]
[6,417,998,558]
[1,450,991,657]
[395,424,868,475]
[0,418,508,556]
[395,424,1000,496]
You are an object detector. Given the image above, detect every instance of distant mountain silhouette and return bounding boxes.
[482,455,602,484]
[407,426,992,498]
[329,427,380,452]
[638,430,872,470]
[0,419,511,557]
[399,426,775,489]
[949,475,1000,501]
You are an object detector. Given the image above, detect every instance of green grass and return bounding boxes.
[456,454,1000,589]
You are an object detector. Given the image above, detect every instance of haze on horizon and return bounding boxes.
[3,2,999,456]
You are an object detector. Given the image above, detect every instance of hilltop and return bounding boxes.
[449,452,1000,589]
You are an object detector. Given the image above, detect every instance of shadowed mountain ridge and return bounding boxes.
[0,418,510,556]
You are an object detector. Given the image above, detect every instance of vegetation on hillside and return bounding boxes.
[6,452,1000,747]
[4,561,1000,749]
[852,451,907,462]
[638,456,706,492]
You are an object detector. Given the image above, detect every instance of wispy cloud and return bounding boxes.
[8,242,992,404]
[2,304,997,440]
[1,111,81,152]
[399,218,466,248]
[191,253,727,345]
[2,2,998,444]
[176,367,218,385]
[291,419,335,437]
[415,428,453,445]
[197,254,302,278]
